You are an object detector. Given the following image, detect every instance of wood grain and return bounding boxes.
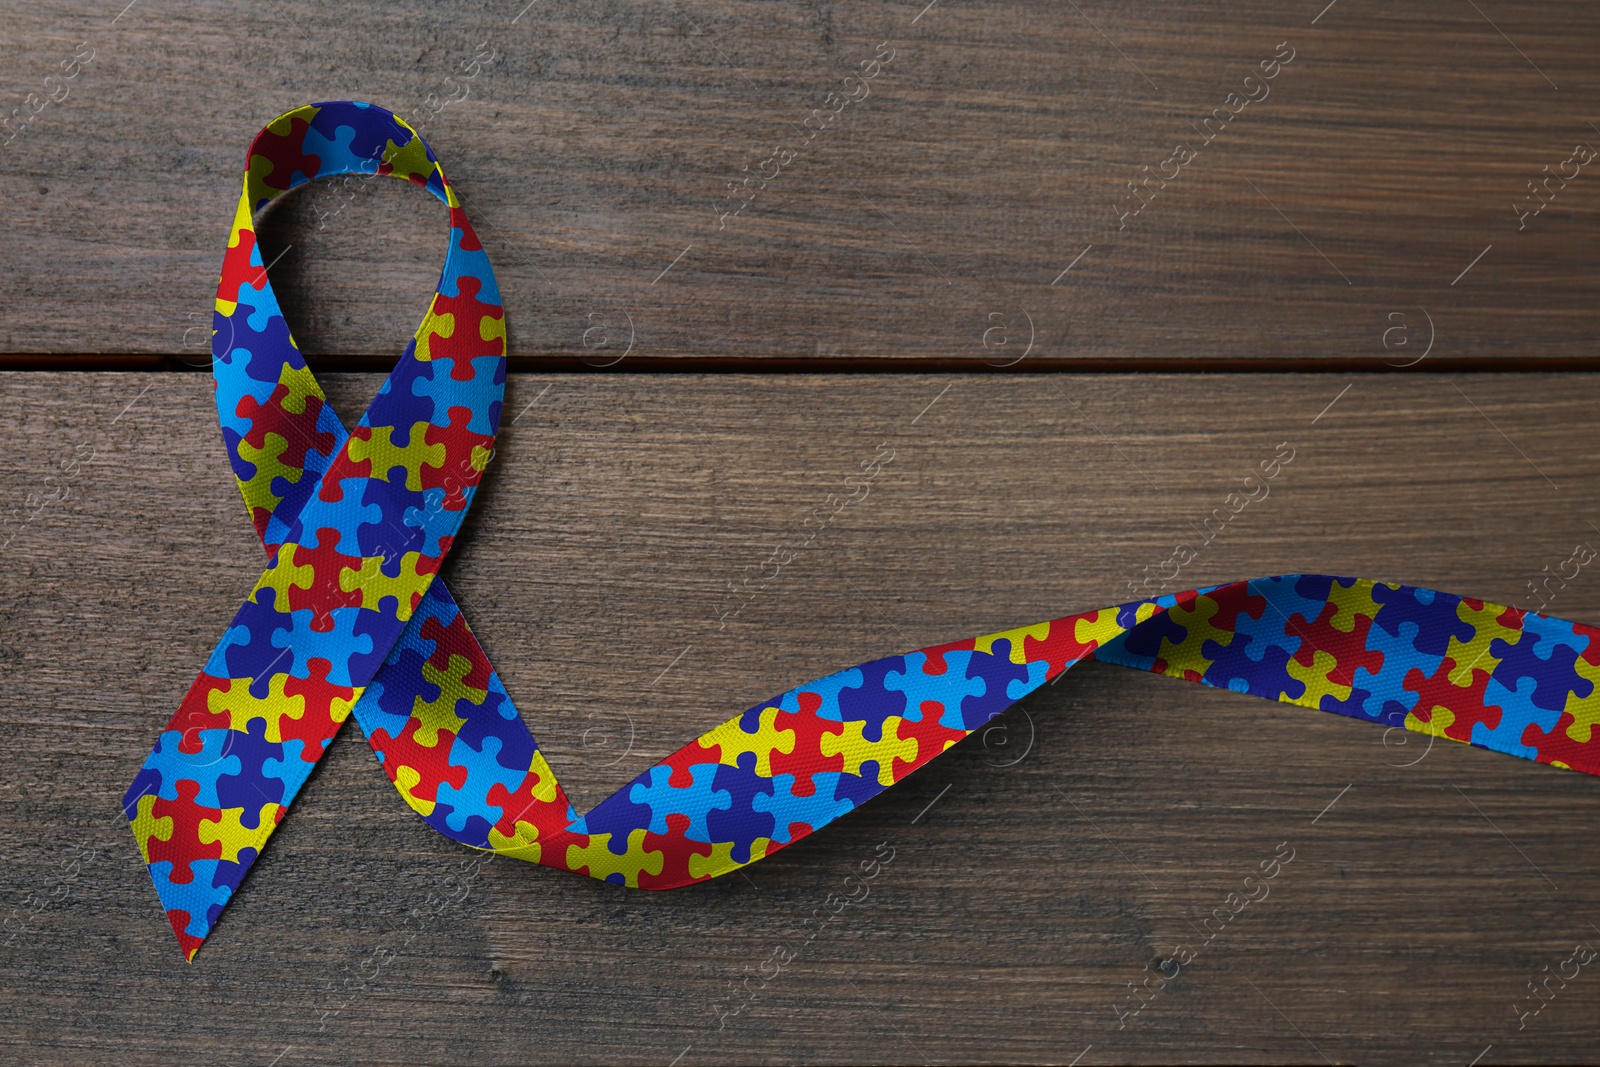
[2,371,1599,1063]
[3,0,1600,365]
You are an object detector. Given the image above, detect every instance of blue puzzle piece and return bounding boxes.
[138,730,243,809]
[705,752,778,861]
[411,355,504,434]
[1478,674,1561,760]
[1489,621,1593,713]
[149,859,230,938]
[830,765,884,809]
[622,762,733,843]
[284,482,385,559]
[452,682,533,775]
[365,345,440,446]
[356,476,430,562]
[752,772,857,844]
[1107,608,1189,669]
[1370,584,1475,656]
[431,733,528,845]
[1229,582,1305,663]
[570,758,673,843]
[773,665,866,723]
[269,605,377,688]
[232,276,289,336]
[1199,631,1298,701]
[440,226,501,304]
[214,716,289,810]
[1346,617,1433,721]
[348,607,400,689]
[300,119,380,181]
[353,648,428,742]
[260,738,313,805]
[835,657,910,739]
[209,854,254,896]
[959,640,1037,730]
[885,651,986,727]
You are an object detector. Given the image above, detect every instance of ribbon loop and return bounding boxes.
[126,102,1600,962]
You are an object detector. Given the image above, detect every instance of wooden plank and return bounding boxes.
[3,1,1600,365]
[2,370,1599,1063]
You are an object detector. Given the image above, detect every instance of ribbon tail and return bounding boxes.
[513,574,1600,891]
[559,597,1116,887]
[123,663,356,960]
[1092,575,1600,776]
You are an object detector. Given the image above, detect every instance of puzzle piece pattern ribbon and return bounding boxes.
[125,102,1600,961]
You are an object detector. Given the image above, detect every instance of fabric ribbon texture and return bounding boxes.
[124,102,1600,961]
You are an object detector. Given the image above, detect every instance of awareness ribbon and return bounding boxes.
[126,102,1600,961]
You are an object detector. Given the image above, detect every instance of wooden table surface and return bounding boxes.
[6,0,1600,368]
[5,1,1600,1064]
